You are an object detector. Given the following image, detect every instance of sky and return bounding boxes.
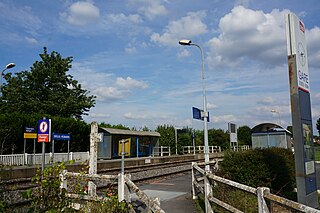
[1,0,320,133]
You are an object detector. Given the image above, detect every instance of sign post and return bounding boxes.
[37,118,51,174]
[52,133,71,162]
[228,123,238,149]
[23,127,37,165]
[285,13,318,208]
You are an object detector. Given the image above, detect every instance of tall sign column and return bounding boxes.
[285,13,318,208]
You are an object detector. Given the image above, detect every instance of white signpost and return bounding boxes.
[285,13,318,208]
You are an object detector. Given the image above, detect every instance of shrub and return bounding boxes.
[219,148,295,197]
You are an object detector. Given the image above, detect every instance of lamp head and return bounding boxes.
[179,39,192,45]
[5,63,15,69]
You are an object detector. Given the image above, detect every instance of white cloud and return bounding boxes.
[62,1,100,26]
[106,13,142,24]
[25,37,38,44]
[306,27,320,67]
[234,0,252,7]
[89,113,110,118]
[151,11,207,46]
[116,77,148,89]
[207,6,290,68]
[212,114,237,123]
[177,49,190,58]
[207,103,218,110]
[129,0,168,20]
[0,2,42,31]
[93,86,125,101]
[124,112,148,120]
[125,46,137,54]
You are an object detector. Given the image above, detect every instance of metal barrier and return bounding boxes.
[192,161,319,213]
[152,146,171,157]
[0,152,89,166]
[183,146,221,154]
[60,170,165,212]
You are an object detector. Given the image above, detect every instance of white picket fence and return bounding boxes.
[183,146,222,154]
[152,146,171,156]
[0,152,89,166]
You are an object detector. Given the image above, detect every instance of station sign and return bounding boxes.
[286,13,318,208]
[52,133,70,141]
[24,126,37,139]
[192,107,210,122]
[37,118,51,142]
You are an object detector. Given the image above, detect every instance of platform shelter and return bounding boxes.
[98,127,160,159]
[251,123,292,149]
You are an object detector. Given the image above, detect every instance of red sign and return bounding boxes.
[299,21,305,33]
[38,134,49,142]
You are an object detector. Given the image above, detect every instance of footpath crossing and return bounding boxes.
[133,171,198,213]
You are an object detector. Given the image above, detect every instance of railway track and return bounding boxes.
[1,157,213,210]
[1,158,206,192]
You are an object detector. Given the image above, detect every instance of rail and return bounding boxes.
[192,161,319,213]
[0,152,89,166]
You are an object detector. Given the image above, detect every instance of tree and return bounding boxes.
[317,118,320,135]
[156,125,175,154]
[99,122,130,130]
[0,47,95,119]
[237,125,252,146]
[208,128,229,149]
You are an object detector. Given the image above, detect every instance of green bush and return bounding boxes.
[219,148,295,198]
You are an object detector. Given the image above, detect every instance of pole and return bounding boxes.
[23,138,26,165]
[67,140,70,161]
[52,140,54,164]
[191,43,211,213]
[119,139,125,201]
[175,127,178,155]
[41,142,45,174]
[33,138,36,165]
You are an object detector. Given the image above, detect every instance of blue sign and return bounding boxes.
[52,133,70,141]
[192,107,210,122]
[37,118,51,142]
[25,126,35,133]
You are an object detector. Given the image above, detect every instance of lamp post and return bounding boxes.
[1,63,15,93]
[271,109,281,127]
[179,39,211,212]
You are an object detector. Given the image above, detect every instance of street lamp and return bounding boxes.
[179,39,210,212]
[271,109,282,127]
[1,63,15,92]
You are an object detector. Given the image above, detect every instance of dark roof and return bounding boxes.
[252,123,292,135]
[99,127,160,137]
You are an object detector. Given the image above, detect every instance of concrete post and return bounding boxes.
[88,122,99,197]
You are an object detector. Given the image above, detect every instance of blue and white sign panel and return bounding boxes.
[52,133,70,141]
[37,118,51,142]
[286,13,310,92]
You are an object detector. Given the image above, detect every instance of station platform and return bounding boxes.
[133,171,198,213]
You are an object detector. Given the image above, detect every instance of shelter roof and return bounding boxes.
[252,123,292,135]
[99,127,160,137]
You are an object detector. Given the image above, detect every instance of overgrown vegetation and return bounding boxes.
[219,148,296,199]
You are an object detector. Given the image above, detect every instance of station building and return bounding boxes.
[97,127,160,159]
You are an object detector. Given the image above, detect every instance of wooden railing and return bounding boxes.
[192,161,319,213]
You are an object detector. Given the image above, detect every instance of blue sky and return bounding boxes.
[1,0,320,133]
